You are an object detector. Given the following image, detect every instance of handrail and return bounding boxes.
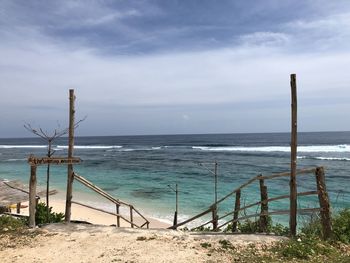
[73,173,149,228]
[71,200,140,228]
[168,207,212,229]
[218,190,319,222]
[169,167,320,231]
[217,208,322,229]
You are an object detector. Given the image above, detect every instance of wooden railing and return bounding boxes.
[168,166,332,239]
[73,173,149,228]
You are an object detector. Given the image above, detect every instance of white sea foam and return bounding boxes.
[56,145,123,150]
[298,156,350,161]
[151,147,162,150]
[192,144,350,153]
[5,158,26,162]
[0,145,47,149]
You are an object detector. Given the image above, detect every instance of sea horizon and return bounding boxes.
[1,131,349,227]
[1,130,350,140]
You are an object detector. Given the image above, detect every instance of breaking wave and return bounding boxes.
[192,145,350,153]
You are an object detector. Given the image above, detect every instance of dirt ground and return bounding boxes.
[0,223,286,263]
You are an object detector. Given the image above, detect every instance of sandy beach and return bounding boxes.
[15,192,171,229]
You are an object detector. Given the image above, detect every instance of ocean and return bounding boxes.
[1,132,349,227]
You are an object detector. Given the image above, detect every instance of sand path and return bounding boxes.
[0,223,286,263]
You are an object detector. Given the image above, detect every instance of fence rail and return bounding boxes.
[169,167,331,239]
[73,173,149,228]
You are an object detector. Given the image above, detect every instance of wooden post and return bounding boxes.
[130,206,134,228]
[65,89,75,223]
[315,167,332,239]
[290,73,298,236]
[259,175,269,232]
[16,203,21,214]
[174,183,178,229]
[116,204,120,227]
[29,165,37,228]
[232,190,241,232]
[212,162,218,231]
[212,205,218,231]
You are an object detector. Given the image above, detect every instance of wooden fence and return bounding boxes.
[73,173,150,229]
[169,166,332,239]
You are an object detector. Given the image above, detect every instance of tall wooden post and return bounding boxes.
[290,73,298,236]
[259,175,269,232]
[65,89,75,222]
[212,161,218,231]
[315,167,332,239]
[174,183,178,229]
[232,190,241,232]
[29,165,37,228]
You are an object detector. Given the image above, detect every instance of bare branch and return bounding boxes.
[24,115,87,143]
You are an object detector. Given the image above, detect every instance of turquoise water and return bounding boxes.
[1,132,349,226]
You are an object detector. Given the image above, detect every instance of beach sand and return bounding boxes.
[15,192,171,229]
[0,223,286,263]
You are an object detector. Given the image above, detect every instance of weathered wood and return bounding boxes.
[0,180,57,208]
[210,168,315,208]
[29,165,37,228]
[74,173,128,206]
[130,206,134,228]
[71,201,140,228]
[232,190,241,232]
[217,208,321,230]
[315,167,332,239]
[212,205,218,230]
[260,167,316,180]
[259,176,268,232]
[73,173,149,227]
[168,207,212,229]
[290,73,298,236]
[116,204,120,227]
[16,203,21,214]
[65,89,75,223]
[217,190,319,222]
[132,205,150,223]
[28,156,81,166]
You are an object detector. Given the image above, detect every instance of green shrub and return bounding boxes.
[225,216,289,236]
[272,236,336,260]
[300,214,323,238]
[35,202,64,224]
[332,208,350,243]
[0,215,26,232]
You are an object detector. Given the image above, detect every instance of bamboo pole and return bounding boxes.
[232,190,241,232]
[290,73,298,236]
[212,206,218,230]
[217,208,321,230]
[130,206,134,228]
[29,165,37,228]
[217,190,318,222]
[65,89,75,223]
[72,201,139,227]
[116,204,120,227]
[73,173,149,226]
[259,175,268,232]
[315,167,332,239]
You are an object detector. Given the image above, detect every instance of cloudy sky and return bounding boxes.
[1,0,350,137]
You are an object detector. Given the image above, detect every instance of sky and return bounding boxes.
[1,0,350,137]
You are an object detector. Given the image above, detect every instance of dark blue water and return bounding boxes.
[1,132,349,226]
